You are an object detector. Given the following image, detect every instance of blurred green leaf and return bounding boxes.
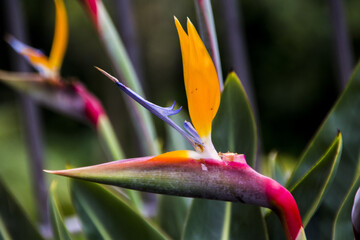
[165,111,192,152]
[49,181,72,240]
[261,152,296,186]
[332,162,360,240]
[182,200,229,240]
[286,61,360,238]
[0,179,43,240]
[213,72,257,166]
[157,195,189,240]
[97,115,124,160]
[266,133,342,239]
[70,179,169,240]
[229,204,268,240]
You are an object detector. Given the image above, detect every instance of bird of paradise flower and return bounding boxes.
[46,17,306,240]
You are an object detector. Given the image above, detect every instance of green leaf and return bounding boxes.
[292,132,342,226]
[229,204,268,240]
[213,72,257,166]
[332,162,360,240]
[261,152,297,186]
[70,179,169,240]
[49,181,72,240]
[266,133,342,239]
[182,200,229,240]
[0,179,43,240]
[157,195,189,240]
[287,62,360,203]
[286,61,360,238]
[183,202,268,240]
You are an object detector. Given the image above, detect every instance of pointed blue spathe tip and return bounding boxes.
[96,67,203,149]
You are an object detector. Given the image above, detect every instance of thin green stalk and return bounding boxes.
[97,115,144,212]
[97,115,124,160]
[96,1,160,155]
[194,0,224,91]
[221,202,232,240]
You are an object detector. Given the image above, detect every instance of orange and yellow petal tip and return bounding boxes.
[152,150,200,163]
[49,0,68,71]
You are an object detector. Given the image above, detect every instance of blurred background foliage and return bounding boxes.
[0,0,360,223]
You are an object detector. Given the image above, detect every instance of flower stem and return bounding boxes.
[194,0,224,91]
[97,115,124,160]
[97,115,144,212]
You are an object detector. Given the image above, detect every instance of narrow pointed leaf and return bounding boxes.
[266,133,342,239]
[70,179,169,240]
[292,132,342,226]
[49,181,72,240]
[213,72,257,166]
[332,163,360,240]
[0,179,43,240]
[286,61,360,238]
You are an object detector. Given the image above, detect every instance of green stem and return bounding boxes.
[97,115,124,160]
[194,0,224,91]
[97,115,144,212]
[97,1,160,155]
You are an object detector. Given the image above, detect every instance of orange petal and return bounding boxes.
[151,150,199,163]
[175,18,220,138]
[49,0,68,72]
[174,17,189,87]
[6,35,52,77]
